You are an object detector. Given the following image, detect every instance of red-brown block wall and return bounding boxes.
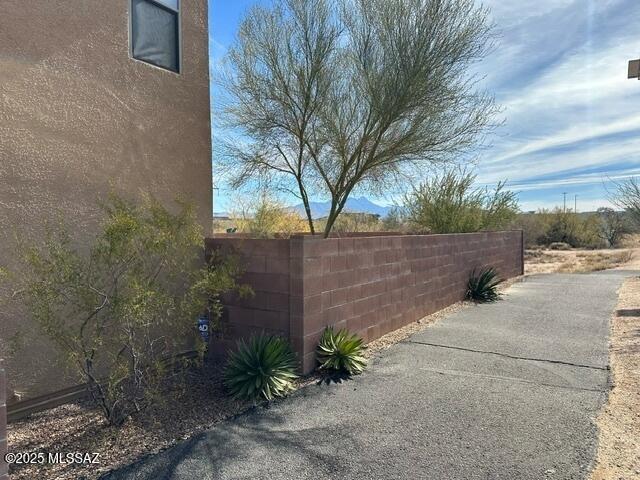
[206,231,524,373]
[205,238,292,353]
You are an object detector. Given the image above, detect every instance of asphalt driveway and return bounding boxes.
[104,271,633,480]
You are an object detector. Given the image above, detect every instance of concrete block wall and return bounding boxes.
[292,231,523,372]
[0,363,7,480]
[206,231,524,372]
[205,238,292,351]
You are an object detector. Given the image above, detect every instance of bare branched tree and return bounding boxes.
[611,177,640,227]
[596,207,629,247]
[217,0,497,237]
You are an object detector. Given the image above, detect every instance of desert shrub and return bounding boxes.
[537,209,602,248]
[316,327,367,375]
[10,194,248,426]
[232,194,309,238]
[381,207,407,232]
[597,207,630,247]
[223,334,298,401]
[466,267,503,302]
[404,169,519,234]
[325,212,383,233]
[580,214,605,248]
[536,210,580,246]
[512,211,552,248]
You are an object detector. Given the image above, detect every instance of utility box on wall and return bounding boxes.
[206,231,524,374]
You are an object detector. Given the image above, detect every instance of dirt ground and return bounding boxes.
[591,276,640,480]
[525,247,636,275]
[525,234,640,275]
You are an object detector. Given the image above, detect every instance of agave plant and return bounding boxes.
[316,327,367,375]
[466,267,503,302]
[223,334,298,401]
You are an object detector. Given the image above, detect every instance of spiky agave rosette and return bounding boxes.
[316,327,367,375]
[223,335,298,401]
[466,266,503,302]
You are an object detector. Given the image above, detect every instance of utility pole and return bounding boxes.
[562,192,568,213]
[574,195,577,213]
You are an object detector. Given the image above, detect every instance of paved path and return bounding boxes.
[104,271,634,480]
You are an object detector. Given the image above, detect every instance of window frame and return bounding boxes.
[129,0,182,74]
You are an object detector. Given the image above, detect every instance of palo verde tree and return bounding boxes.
[217,0,497,237]
[404,168,519,234]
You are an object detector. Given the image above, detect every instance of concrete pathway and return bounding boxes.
[104,271,634,480]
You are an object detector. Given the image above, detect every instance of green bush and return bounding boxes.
[513,209,607,249]
[536,209,602,248]
[512,211,551,248]
[316,327,367,375]
[9,194,248,425]
[466,267,502,302]
[224,335,298,401]
[404,169,519,234]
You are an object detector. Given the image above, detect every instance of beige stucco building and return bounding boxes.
[0,0,212,398]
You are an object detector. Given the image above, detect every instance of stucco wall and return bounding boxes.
[0,0,212,398]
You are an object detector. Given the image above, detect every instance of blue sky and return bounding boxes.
[209,0,640,213]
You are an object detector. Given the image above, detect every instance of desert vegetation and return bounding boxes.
[6,194,249,425]
[316,327,367,376]
[515,209,627,249]
[217,0,497,237]
[524,248,634,275]
[404,168,519,234]
[224,194,310,238]
[223,334,299,401]
[466,267,503,302]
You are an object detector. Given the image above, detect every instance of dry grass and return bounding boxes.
[591,276,640,480]
[525,248,635,275]
[619,233,640,249]
[558,250,633,273]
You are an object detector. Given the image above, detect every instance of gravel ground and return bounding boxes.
[591,275,640,480]
[8,281,511,480]
[7,366,251,480]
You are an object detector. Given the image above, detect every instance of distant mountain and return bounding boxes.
[293,197,392,218]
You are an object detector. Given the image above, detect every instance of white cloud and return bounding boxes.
[472,0,640,209]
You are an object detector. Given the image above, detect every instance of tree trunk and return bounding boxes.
[296,177,316,234]
[322,194,347,238]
